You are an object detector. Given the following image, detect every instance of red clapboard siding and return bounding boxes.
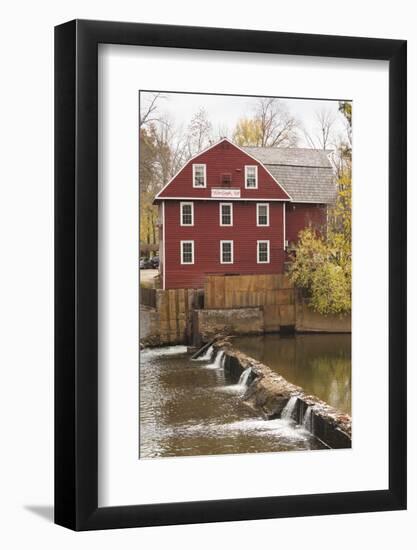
[285,203,327,244]
[163,201,285,289]
[157,140,290,201]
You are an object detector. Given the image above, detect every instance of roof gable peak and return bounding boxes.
[154,138,293,201]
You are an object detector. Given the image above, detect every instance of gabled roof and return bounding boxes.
[154,138,291,202]
[153,139,337,204]
[242,146,337,204]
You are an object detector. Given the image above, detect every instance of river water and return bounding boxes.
[139,345,327,459]
[234,334,351,414]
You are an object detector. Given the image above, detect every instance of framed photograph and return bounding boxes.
[55,20,406,530]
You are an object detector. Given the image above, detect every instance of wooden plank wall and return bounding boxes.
[156,288,199,344]
[150,276,295,344]
[204,274,294,309]
[204,274,295,332]
[140,286,157,308]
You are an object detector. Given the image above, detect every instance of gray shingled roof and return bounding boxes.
[243,146,337,204]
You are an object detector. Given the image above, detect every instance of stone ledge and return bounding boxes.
[197,308,264,342]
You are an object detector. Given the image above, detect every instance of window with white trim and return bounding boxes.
[220,240,233,264]
[245,165,258,189]
[181,241,194,264]
[220,203,233,226]
[180,202,194,226]
[256,203,269,226]
[193,164,206,188]
[257,240,270,263]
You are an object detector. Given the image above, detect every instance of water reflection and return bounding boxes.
[233,334,351,415]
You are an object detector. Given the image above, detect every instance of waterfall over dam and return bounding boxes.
[139,345,328,458]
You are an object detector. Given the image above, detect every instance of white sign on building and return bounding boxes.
[211,188,241,198]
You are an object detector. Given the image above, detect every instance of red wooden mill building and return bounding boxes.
[153,138,336,290]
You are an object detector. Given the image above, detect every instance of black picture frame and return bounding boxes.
[55,19,407,531]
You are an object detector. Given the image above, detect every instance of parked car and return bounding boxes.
[150,255,159,269]
[140,258,153,269]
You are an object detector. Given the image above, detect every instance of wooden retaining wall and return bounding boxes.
[140,275,350,347]
[155,288,202,345]
[204,274,295,332]
[140,287,204,346]
[204,274,294,308]
[140,286,157,308]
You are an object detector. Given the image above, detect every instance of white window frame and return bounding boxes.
[180,240,194,265]
[245,165,258,189]
[180,201,194,226]
[192,163,207,188]
[219,202,233,226]
[256,203,269,226]
[220,240,234,264]
[257,240,270,264]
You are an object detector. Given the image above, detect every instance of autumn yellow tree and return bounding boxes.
[139,127,161,249]
[289,173,351,314]
[233,118,263,146]
[289,102,352,315]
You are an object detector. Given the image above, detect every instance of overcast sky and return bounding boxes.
[140,91,351,148]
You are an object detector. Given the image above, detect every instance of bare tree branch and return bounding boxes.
[140,92,166,127]
[233,98,298,147]
[186,108,213,156]
[302,107,337,150]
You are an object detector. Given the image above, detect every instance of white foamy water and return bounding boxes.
[281,395,298,421]
[303,406,313,431]
[140,345,188,359]
[222,418,312,440]
[217,366,252,394]
[192,345,214,362]
[238,367,252,387]
[205,350,225,370]
[217,383,245,395]
[158,417,313,443]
